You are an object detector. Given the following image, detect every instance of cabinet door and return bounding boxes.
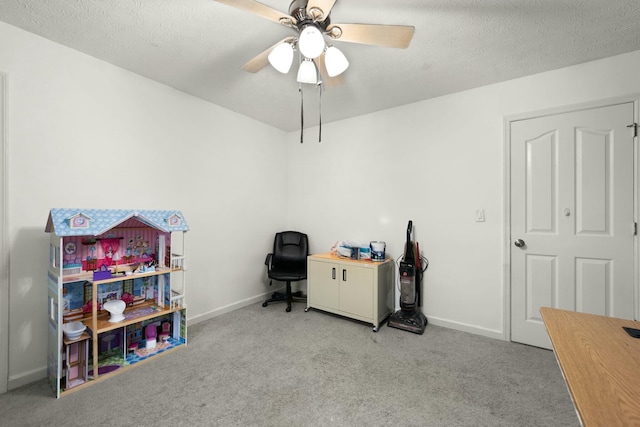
[308,260,339,310]
[340,265,373,318]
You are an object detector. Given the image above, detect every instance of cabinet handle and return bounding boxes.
[332,267,336,280]
[342,269,347,282]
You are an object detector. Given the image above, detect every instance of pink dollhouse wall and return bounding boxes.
[62,227,171,271]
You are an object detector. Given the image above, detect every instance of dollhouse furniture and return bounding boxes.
[101,332,117,352]
[63,332,89,390]
[46,208,189,398]
[145,324,157,350]
[262,231,309,312]
[85,257,97,271]
[103,299,126,323]
[159,322,170,342]
[127,337,140,354]
[62,321,87,341]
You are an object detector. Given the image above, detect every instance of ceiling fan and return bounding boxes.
[214,0,415,86]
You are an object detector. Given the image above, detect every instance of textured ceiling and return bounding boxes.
[2,0,640,131]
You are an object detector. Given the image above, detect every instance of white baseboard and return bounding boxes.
[187,287,285,326]
[5,289,284,391]
[6,292,504,392]
[426,315,505,341]
[8,365,46,391]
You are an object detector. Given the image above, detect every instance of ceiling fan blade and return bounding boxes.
[241,37,295,73]
[214,0,297,25]
[326,23,415,49]
[314,54,343,88]
[306,0,337,21]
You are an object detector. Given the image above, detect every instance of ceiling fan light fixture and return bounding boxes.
[307,7,324,21]
[278,17,295,28]
[327,26,342,40]
[268,42,294,73]
[298,24,325,59]
[324,45,349,77]
[297,59,318,84]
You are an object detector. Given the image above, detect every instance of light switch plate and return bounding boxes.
[475,209,485,222]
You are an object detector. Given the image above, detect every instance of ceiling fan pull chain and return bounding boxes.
[318,83,322,143]
[299,83,304,143]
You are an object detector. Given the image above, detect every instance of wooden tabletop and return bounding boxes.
[309,252,392,265]
[540,307,640,426]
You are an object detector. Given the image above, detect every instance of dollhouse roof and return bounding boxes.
[45,208,189,236]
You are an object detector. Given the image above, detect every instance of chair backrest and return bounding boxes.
[145,324,157,339]
[271,231,308,273]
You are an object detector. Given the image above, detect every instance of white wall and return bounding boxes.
[0,21,289,389]
[4,17,640,391]
[287,49,640,338]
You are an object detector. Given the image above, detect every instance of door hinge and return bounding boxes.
[635,222,638,236]
[628,123,638,138]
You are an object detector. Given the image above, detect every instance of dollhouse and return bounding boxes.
[45,208,188,398]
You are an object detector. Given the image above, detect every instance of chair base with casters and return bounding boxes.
[263,231,309,313]
[262,281,306,312]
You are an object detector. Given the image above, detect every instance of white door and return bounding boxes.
[510,102,635,349]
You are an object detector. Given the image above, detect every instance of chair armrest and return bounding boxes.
[265,253,273,267]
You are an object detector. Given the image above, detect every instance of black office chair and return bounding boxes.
[262,231,308,312]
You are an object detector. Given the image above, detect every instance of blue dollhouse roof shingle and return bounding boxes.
[45,208,189,236]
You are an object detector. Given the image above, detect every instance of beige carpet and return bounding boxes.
[0,301,578,426]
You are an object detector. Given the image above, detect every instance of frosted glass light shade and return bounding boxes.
[298,25,325,59]
[268,42,294,73]
[297,59,318,84]
[325,46,349,77]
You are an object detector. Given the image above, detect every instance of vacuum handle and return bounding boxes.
[405,220,415,264]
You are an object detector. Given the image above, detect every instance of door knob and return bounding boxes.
[514,239,525,248]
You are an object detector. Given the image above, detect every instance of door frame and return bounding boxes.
[0,72,7,393]
[502,95,640,342]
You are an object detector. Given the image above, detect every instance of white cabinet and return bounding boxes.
[306,253,394,331]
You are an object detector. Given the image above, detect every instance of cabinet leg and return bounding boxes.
[373,325,379,332]
[304,307,310,312]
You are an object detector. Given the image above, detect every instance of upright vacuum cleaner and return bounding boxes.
[387,220,428,334]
